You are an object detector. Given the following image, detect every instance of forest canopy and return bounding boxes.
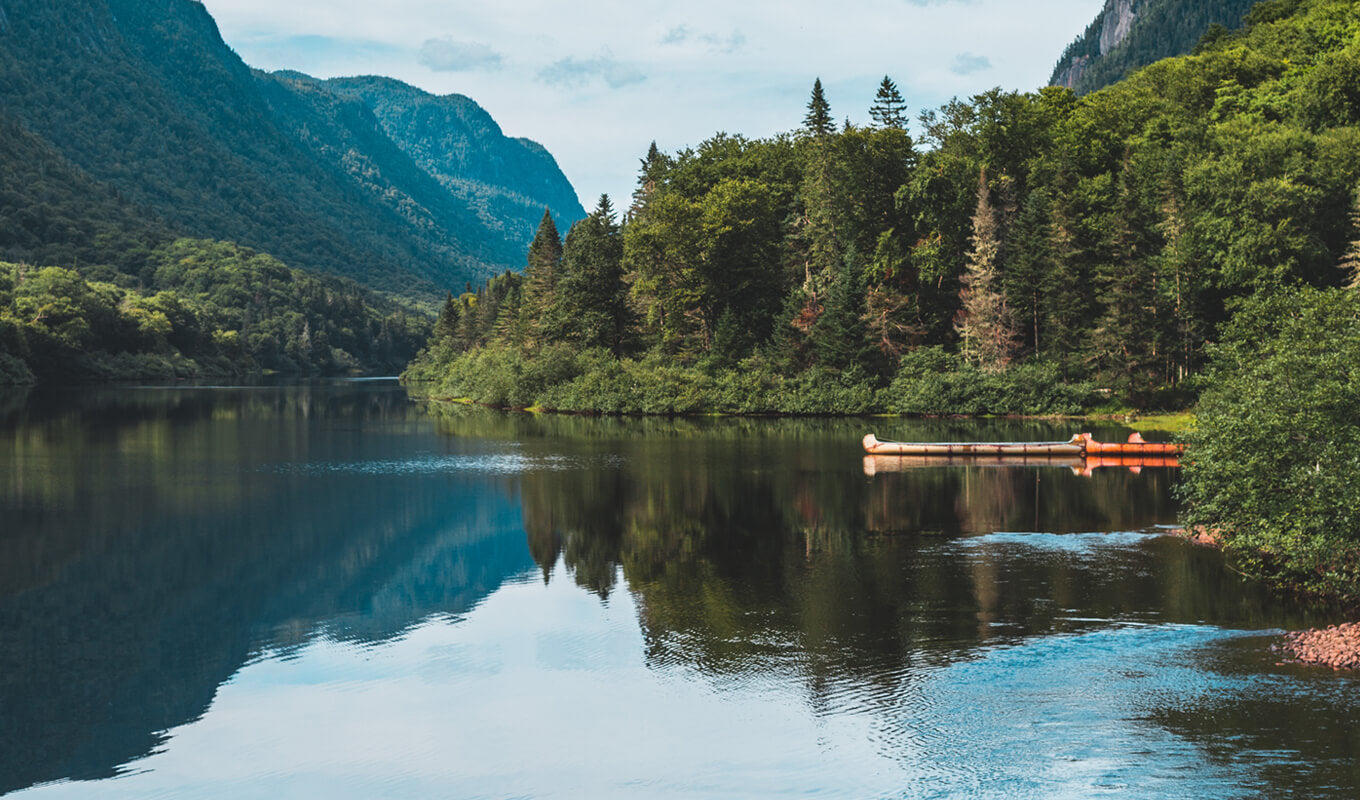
[406,0,1360,415]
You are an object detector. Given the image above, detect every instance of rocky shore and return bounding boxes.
[1172,527,1360,670]
[1275,623,1360,671]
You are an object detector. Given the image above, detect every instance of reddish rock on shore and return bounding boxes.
[1276,623,1360,670]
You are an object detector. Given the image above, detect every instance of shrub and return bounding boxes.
[1180,287,1360,600]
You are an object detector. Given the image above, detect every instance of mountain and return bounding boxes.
[1050,0,1260,94]
[0,0,582,301]
[319,75,585,257]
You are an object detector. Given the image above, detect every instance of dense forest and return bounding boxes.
[0,93,426,383]
[0,239,427,384]
[407,0,1360,417]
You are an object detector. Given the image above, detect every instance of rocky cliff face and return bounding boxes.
[1050,0,1257,95]
[1052,0,1145,90]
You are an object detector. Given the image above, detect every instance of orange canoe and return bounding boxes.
[1077,432,1184,455]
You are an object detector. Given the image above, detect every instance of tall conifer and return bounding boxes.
[554,195,633,355]
[956,168,1018,372]
[869,76,908,129]
[523,209,563,348]
[804,78,833,137]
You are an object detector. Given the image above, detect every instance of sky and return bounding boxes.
[199,0,1107,211]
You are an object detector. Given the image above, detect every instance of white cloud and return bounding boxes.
[659,25,746,54]
[951,52,992,75]
[537,52,645,90]
[418,38,503,72]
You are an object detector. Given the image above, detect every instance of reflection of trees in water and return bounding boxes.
[0,386,532,794]
[446,403,1324,705]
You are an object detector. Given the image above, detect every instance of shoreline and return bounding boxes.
[1174,527,1360,671]
[410,388,1193,427]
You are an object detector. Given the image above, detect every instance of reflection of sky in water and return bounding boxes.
[892,625,1264,798]
[957,530,1162,553]
[16,570,899,799]
[269,452,626,476]
[14,567,1300,800]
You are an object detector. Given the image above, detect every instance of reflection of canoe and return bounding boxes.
[862,432,1184,457]
[863,453,1181,477]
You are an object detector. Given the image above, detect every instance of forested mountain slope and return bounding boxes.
[321,75,585,256]
[1051,0,1259,94]
[0,104,426,383]
[0,0,581,301]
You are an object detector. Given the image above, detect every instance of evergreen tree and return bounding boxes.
[523,209,563,347]
[804,78,833,137]
[433,292,459,345]
[956,169,1018,372]
[554,195,634,355]
[1342,184,1360,290]
[869,76,908,129]
[630,141,671,216]
[814,249,873,372]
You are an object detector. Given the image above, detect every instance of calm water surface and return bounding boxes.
[1,382,1357,798]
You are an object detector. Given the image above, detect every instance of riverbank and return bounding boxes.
[1176,526,1360,671]
[400,344,1189,418]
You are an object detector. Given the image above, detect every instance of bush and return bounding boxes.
[1180,287,1360,600]
[886,348,1095,415]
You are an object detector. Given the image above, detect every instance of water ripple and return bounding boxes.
[883,624,1266,798]
[956,530,1160,554]
[267,452,624,476]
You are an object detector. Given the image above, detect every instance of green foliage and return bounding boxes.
[803,79,834,138]
[1180,287,1360,600]
[869,76,909,129]
[0,239,427,382]
[551,196,633,354]
[887,348,1095,415]
[410,0,1360,419]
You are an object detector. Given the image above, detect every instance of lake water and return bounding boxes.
[1,381,1357,798]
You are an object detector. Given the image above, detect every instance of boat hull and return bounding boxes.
[862,433,1085,456]
[862,432,1185,457]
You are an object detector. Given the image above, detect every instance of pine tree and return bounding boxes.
[814,249,873,371]
[522,209,563,348]
[956,168,1018,372]
[554,195,634,355]
[804,78,833,137]
[433,292,459,345]
[869,76,908,129]
[1341,184,1360,290]
[630,141,670,216]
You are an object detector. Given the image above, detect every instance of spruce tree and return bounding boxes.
[1342,184,1360,290]
[523,209,563,347]
[630,141,671,216]
[554,195,633,355]
[869,76,908,129]
[433,292,459,345]
[804,78,833,137]
[956,168,1018,372]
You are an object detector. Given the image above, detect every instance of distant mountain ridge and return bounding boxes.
[0,0,583,301]
[1051,0,1260,94]
[319,75,584,253]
